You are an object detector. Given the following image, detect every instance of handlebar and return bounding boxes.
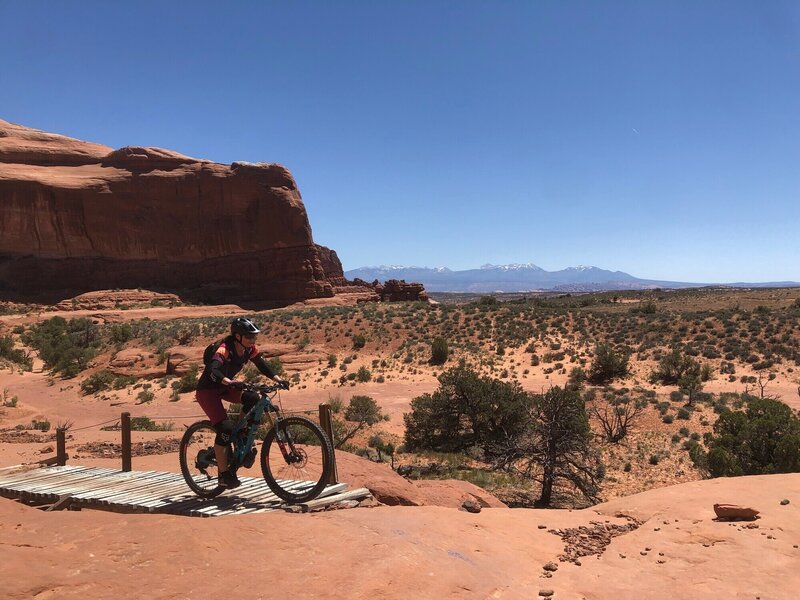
[228,380,289,393]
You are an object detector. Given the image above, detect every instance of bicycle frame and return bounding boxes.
[228,386,280,468]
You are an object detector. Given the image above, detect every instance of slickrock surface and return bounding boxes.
[1,473,798,599]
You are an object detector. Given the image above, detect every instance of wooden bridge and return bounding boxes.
[0,465,371,517]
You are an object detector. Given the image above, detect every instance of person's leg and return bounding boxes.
[196,389,237,486]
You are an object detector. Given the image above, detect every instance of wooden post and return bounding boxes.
[121,412,132,472]
[318,403,338,485]
[56,428,67,466]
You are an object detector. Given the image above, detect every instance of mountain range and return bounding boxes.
[344,264,800,293]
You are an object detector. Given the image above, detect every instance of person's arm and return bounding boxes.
[252,354,278,379]
[209,345,234,385]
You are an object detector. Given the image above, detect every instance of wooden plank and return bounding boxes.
[299,488,372,511]
[0,472,98,496]
[0,466,96,488]
[80,471,182,506]
[18,469,119,496]
[92,471,179,502]
[22,470,126,501]
[45,495,73,512]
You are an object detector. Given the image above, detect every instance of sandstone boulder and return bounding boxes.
[713,503,760,520]
[0,120,343,305]
[165,346,205,376]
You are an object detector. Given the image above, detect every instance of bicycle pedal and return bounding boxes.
[241,447,257,469]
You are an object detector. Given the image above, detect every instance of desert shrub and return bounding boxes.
[352,334,366,349]
[136,387,155,403]
[113,374,137,390]
[699,397,800,476]
[356,366,372,382]
[80,370,116,395]
[22,317,102,377]
[31,419,51,432]
[430,337,449,365]
[720,361,736,375]
[404,363,532,456]
[650,349,699,386]
[588,344,629,384]
[1,389,19,408]
[130,416,174,431]
[330,395,386,448]
[0,335,32,370]
[265,357,284,375]
[172,365,199,394]
[568,367,587,389]
[109,323,133,344]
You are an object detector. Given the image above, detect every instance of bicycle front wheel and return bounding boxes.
[179,420,224,499]
[260,416,333,503]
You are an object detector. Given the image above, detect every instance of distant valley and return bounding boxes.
[345,264,800,293]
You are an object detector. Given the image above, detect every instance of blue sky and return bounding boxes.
[2,1,799,282]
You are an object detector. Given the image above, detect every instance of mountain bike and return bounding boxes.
[179,382,334,503]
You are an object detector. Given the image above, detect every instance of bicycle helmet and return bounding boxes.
[231,317,261,337]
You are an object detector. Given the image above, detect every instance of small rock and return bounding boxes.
[543,562,559,572]
[714,503,760,520]
[657,559,666,564]
[658,552,665,556]
[357,497,381,508]
[781,499,790,506]
[654,527,660,531]
[538,524,547,529]
[645,547,652,551]
[640,551,648,556]
[461,500,481,514]
[619,554,626,559]
[574,560,581,566]
[538,590,554,598]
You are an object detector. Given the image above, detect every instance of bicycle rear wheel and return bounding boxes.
[179,420,224,498]
[260,416,333,503]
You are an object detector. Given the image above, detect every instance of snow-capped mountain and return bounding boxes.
[479,263,544,271]
[345,263,650,292]
[344,263,799,293]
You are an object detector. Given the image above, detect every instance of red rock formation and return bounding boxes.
[347,277,429,302]
[379,279,429,302]
[0,120,340,304]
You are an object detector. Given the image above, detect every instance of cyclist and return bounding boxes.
[195,317,288,489]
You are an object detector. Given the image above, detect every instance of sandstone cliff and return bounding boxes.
[0,120,341,304]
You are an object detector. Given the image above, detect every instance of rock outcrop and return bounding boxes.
[348,277,429,302]
[0,120,343,305]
